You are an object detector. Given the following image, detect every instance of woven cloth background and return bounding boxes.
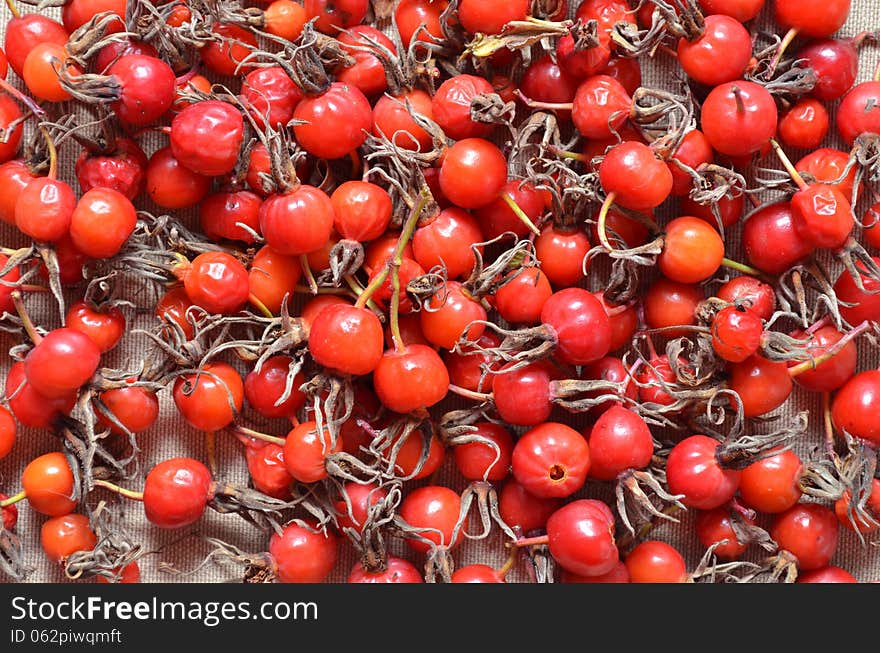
[1,1,880,584]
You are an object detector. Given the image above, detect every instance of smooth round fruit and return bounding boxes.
[269,522,338,583]
[512,422,591,498]
[625,541,687,583]
[771,503,839,571]
[143,458,213,529]
[546,499,618,577]
[665,435,740,510]
[21,452,77,516]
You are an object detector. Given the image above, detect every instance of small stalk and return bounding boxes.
[4,0,20,18]
[720,257,764,278]
[495,546,518,580]
[500,192,541,236]
[0,78,45,117]
[40,126,58,180]
[248,293,275,319]
[355,191,430,310]
[769,139,808,190]
[767,28,798,78]
[344,276,383,316]
[92,479,144,501]
[731,85,746,115]
[596,192,617,251]
[788,321,869,377]
[513,534,549,548]
[206,431,217,477]
[11,291,42,345]
[299,255,318,295]
[0,490,26,507]
[822,392,839,465]
[447,384,492,402]
[515,89,573,112]
[233,424,286,446]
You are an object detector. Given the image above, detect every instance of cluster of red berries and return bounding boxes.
[0,0,879,585]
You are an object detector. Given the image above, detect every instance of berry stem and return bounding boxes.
[805,315,831,335]
[822,391,840,465]
[388,259,404,352]
[0,79,45,118]
[788,320,870,377]
[248,293,275,319]
[40,126,58,180]
[548,145,587,162]
[0,490,26,507]
[515,89,573,111]
[299,255,318,295]
[343,276,383,317]
[355,190,430,310]
[233,424,286,446]
[447,384,491,402]
[769,139,807,190]
[720,257,764,277]
[767,27,798,78]
[596,192,617,251]
[93,479,144,501]
[513,534,550,547]
[495,546,518,579]
[206,431,217,477]
[11,291,42,345]
[500,192,541,236]
[730,85,745,115]
[3,0,19,19]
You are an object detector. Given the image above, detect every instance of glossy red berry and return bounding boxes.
[775,0,851,38]
[492,360,556,426]
[283,421,342,483]
[587,406,653,480]
[677,15,751,86]
[432,74,495,140]
[798,39,858,101]
[259,186,335,256]
[728,355,793,418]
[739,449,803,514]
[172,362,244,432]
[546,499,618,577]
[512,422,591,498]
[599,141,673,210]
[831,370,880,447]
[25,328,101,398]
[541,288,611,365]
[771,503,839,571]
[244,356,306,420]
[309,304,384,375]
[711,305,763,363]
[498,479,561,533]
[269,522,338,582]
[439,138,507,209]
[21,452,77,516]
[701,81,777,158]
[399,485,463,553]
[293,82,372,159]
[453,422,514,482]
[625,541,687,583]
[373,345,449,413]
[666,435,740,510]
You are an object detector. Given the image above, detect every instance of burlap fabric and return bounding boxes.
[1,1,879,584]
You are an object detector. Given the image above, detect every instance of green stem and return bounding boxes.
[720,257,764,278]
[0,490,26,507]
[93,479,144,501]
[500,192,541,236]
[355,191,431,310]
